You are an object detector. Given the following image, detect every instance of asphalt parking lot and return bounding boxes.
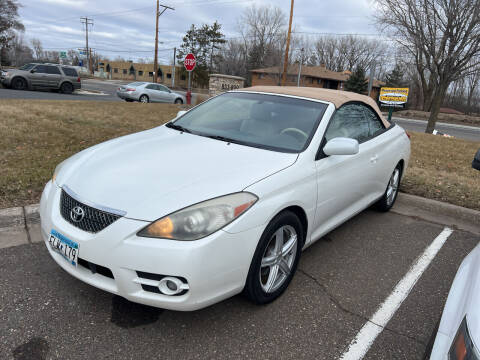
[1,196,478,360]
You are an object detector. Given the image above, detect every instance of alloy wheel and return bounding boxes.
[386,168,400,206]
[259,225,298,293]
[140,95,148,103]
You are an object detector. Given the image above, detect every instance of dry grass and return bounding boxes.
[394,109,480,127]
[1,100,479,210]
[0,100,181,208]
[402,132,480,210]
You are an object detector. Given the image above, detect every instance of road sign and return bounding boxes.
[379,87,409,105]
[184,53,196,72]
[60,51,67,59]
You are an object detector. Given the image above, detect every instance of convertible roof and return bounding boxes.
[239,86,390,127]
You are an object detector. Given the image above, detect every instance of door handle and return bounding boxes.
[370,155,379,163]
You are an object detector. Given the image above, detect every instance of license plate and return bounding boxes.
[48,229,79,267]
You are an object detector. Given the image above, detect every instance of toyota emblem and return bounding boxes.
[70,206,85,222]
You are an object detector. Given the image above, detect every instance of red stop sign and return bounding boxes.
[184,53,196,72]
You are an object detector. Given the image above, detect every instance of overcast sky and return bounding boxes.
[19,0,378,63]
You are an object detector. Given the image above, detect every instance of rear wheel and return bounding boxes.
[174,98,183,104]
[139,95,149,103]
[12,77,27,91]
[244,211,303,304]
[375,164,402,212]
[60,82,73,94]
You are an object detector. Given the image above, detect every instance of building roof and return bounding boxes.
[239,86,390,127]
[251,65,385,88]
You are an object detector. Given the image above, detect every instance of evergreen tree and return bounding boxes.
[177,21,226,88]
[385,64,405,87]
[344,66,368,94]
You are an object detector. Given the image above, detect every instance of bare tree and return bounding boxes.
[375,0,480,133]
[31,38,43,60]
[464,60,480,114]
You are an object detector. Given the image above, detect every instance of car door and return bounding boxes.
[46,65,62,88]
[361,105,397,199]
[143,84,159,102]
[29,65,49,88]
[157,85,174,103]
[313,104,374,236]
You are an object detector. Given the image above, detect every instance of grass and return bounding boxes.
[0,100,479,210]
[402,132,480,210]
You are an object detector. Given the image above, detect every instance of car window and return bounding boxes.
[128,82,145,87]
[145,84,156,90]
[172,92,328,153]
[62,67,78,77]
[158,85,169,92]
[34,65,48,74]
[324,104,370,143]
[46,66,61,75]
[362,106,385,137]
[19,63,35,71]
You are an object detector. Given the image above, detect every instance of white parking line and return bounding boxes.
[339,227,454,360]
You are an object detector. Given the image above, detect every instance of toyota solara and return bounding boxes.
[39,86,411,311]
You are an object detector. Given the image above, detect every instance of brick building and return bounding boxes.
[97,60,188,88]
[250,65,384,101]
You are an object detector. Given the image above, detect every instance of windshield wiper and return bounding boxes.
[205,134,245,145]
[165,122,192,133]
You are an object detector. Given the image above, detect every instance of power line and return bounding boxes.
[80,17,94,73]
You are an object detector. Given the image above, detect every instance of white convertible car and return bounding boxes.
[39,86,411,311]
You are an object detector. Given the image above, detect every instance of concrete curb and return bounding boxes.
[1,194,479,249]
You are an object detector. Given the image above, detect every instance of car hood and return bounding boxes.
[56,125,298,221]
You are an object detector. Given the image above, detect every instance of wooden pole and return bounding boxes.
[153,0,159,83]
[281,0,294,86]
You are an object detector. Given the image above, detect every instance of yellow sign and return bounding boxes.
[379,87,409,105]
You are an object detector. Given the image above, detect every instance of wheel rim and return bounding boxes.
[386,168,400,206]
[15,79,24,90]
[140,96,148,103]
[259,225,298,294]
[63,84,72,93]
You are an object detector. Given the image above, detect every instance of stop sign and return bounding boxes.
[184,53,196,72]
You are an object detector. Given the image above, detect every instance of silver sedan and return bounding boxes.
[116,82,186,104]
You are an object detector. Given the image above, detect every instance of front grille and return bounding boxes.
[60,190,121,233]
[78,258,114,279]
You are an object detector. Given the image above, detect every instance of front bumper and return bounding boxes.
[39,181,264,311]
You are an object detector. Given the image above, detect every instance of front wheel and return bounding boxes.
[12,77,27,91]
[139,95,149,103]
[244,211,303,304]
[375,164,402,212]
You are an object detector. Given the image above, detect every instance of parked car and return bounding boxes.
[428,150,480,359]
[1,63,81,93]
[39,86,410,311]
[116,82,186,104]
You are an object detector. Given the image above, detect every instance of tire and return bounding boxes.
[60,82,73,94]
[139,95,149,103]
[125,99,134,102]
[12,77,27,91]
[244,210,303,304]
[174,98,183,104]
[375,163,402,212]
[422,318,440,360]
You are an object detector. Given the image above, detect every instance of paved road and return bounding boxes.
[1,199,478,359]
[393,117,480,142]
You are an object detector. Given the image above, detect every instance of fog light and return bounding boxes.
[158,277,188,296]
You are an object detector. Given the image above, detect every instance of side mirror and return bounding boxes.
[323,137,359,156]
[473,149,480,171]
[30,69,36,73]
[176,110,187,118]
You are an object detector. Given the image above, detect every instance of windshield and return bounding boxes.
[19,63,35,71]
[171,92,328,153]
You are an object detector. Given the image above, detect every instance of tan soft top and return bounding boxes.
[240,86,390,127]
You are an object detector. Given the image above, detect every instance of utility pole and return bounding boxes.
[153,1,174,83]
[367,60,376,97]
[281,0,294,86]
[172,47,176,87]
[297,48,304,87]
[80,17,93,74]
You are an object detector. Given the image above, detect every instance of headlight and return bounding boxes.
[137,192,258,241]
[449,317,480,360]
[52,160,66,184]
